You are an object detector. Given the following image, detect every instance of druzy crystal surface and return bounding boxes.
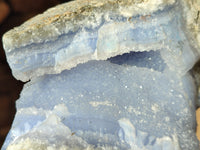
[2,0,200,149]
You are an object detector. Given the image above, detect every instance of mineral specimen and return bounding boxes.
[2,0,200,150]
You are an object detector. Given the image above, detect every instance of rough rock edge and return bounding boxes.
[180,0,200,51]
[2,0,175,52]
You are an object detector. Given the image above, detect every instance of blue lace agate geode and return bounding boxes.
[2,0,200,149]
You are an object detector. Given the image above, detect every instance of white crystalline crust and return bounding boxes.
[3,0,199,53]
[6,114,93,150]
[6,105,181,150]
[2,0,176,52]
[118,118,181,150]
[180,0,200,49]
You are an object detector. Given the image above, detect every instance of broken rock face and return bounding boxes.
[2,0,200,149]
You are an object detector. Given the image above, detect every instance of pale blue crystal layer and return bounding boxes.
[3,3,198,81]
[3,58,199,149]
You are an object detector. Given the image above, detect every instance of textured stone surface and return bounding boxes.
[2,0,200,149]
[0,1,73,148]
[3,0,200,82]
[3,60,198,149]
